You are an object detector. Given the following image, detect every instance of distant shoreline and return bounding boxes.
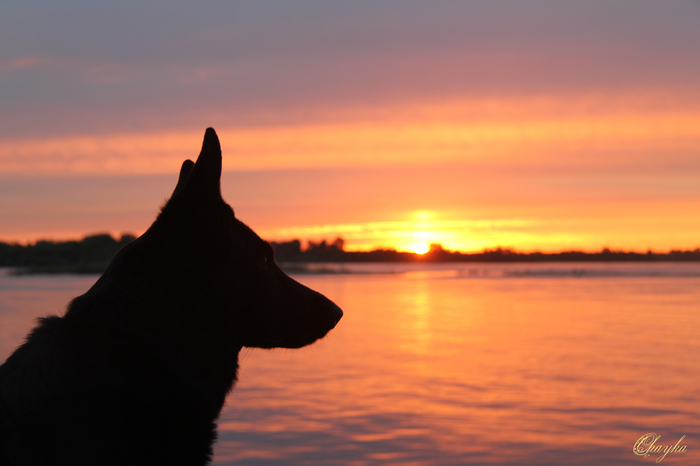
[1,234,699,275]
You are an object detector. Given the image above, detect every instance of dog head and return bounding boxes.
[109,128,342,350]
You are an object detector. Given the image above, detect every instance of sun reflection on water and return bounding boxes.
[214,267,700,464]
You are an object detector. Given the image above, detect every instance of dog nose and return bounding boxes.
[329,303,343,326]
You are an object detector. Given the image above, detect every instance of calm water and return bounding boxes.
[1,263,699,465]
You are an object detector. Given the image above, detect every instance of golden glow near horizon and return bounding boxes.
[260,216,578,253]
[256,199,700,253]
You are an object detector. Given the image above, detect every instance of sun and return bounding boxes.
[412,243,429,255]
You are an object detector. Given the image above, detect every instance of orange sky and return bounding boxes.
[1,2,699,253]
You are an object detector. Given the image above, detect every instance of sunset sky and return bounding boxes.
[1,1,699,253]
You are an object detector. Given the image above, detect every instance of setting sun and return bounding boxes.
[412,244,430,255]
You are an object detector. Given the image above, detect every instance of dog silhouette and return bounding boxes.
[0,128,343,465]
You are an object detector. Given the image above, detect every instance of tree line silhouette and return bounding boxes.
[0,234,699,274]
[0,234,136,274]
[272,239,700,263]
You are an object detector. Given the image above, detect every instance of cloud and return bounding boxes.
[1,93,699,174]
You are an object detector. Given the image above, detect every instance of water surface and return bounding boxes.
[1,264,698,464]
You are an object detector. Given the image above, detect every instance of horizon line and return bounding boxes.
[1,232,698,257]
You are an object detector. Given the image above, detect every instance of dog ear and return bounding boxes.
[171,159,195,198]
[185,127,222,198]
